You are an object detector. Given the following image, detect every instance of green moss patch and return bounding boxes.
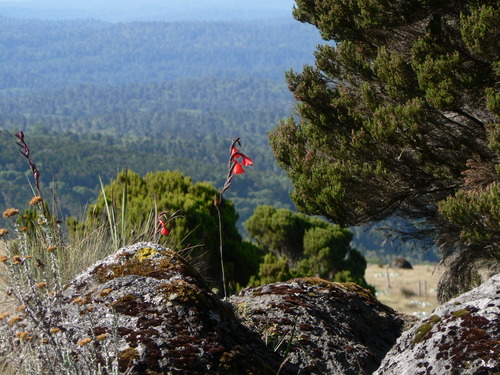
[413,315,441,345]
[118,347,139,372]
[158,279,207,306]
[452,308,470,318]
[93,249,200,283]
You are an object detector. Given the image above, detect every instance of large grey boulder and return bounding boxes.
[2,241,436,375]
[374,274,500,375]
[232,278,413,375]
[1,242,296,374]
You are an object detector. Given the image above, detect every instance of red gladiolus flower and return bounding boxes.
[241,154,253,166]
[158,219,170,235]
[216,137,253,299]
[232,161,245,175]
[218,137,253,197]
[231,151,253,167]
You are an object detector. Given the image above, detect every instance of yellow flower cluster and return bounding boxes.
[29,196,43,206]
[0,312,10,321]
[72,297,85,305]
[2,208,19,218]
[8,316,22,325]
[15,331,32,341]
[77,338,92,346]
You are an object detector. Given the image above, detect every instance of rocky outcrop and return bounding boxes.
[374,274,500,375]
[16,241,497,375]
[61,242,300,375]
[391,257,413,269]
[232,278,413,375]
[1,242,297,374]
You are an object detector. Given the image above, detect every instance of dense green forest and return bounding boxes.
[0,17,320,90]
[0,17,437,262]
[0,78,292,139]
[0,17,316,232]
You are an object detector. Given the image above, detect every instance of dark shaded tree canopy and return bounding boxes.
[245,205,371,289]
[69,169,261,291]
[270,0,499,301]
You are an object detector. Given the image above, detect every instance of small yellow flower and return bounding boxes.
[2,208,19,218]
[96,334,108,341]
[0,312,10,321]
[98,288,113,297]
[77,338,92,346]
[8,316,22,325]
[0,228,8,237]
[36,282,47,289]
[47,245,57,252]
[11,255,22,264]
[29,196,43,206]
[0,255,8,262]
[79,305,94,315]
[72,297,85,305]
[15,331,32,341]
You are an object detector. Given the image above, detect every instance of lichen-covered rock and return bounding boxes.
[231,277,413,375]
[3,242,297,374]
[374,274,500,375]
[67,242,303,374]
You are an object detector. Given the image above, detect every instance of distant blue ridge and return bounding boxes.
[0,0,299,22]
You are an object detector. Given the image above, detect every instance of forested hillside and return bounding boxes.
[0,17,319,90]
[0,17,320,234]
[0,16,436,262]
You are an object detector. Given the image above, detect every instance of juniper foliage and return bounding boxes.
[270,0,499,301]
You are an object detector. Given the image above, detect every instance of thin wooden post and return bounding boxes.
[386,265,391,289]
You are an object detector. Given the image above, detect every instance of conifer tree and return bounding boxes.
[270,0,499,301]
[245,206,371,289]
[69,169,260,290]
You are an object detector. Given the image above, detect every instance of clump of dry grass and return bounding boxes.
[0,195,171,374]
[0,130,167,374]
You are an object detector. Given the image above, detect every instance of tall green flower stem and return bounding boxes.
[215,137,253,299]
[214,194,227,300]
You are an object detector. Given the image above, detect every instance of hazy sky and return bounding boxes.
[0,0,299,22]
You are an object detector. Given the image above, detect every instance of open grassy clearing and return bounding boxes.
[365,263,440,317]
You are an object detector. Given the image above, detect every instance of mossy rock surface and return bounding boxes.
[55,243,297,374]
[374,274,500,375]
[231,277,411,375]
